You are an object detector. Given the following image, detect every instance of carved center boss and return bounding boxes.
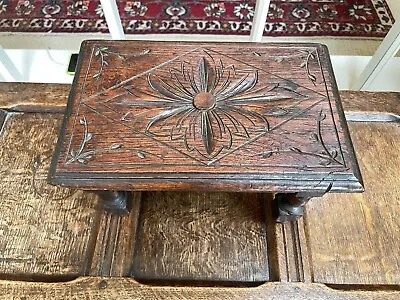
[48,41,363,222]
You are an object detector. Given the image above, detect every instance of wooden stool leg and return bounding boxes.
[96,191,131,215]
[274,192,321,223]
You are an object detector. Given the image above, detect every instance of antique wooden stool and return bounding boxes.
[48,41,363,222]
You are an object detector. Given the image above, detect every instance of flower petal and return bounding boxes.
[194,56,218,93]
[217,70,258,101]
[179,110,233,159]
[148,74,192,103]
[201,111,215,155]
[145,106,191,133]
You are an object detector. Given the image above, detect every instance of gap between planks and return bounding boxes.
[0,277,400,300]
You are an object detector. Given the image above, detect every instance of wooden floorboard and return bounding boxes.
[305,122,400,284]
[0,83,69,111]
[0,112,99,278]
[88,192,142,277]
[132,191,271,282]
[340,91,400,121]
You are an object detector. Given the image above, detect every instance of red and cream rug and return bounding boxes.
[0,1,394,37]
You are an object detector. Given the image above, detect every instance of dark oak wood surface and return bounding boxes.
[306,121,400,285]
[48,41,362,193]
[1,278,400,300]
[0,84,399,298]
[132,191,271,282]
[0,112,98,278]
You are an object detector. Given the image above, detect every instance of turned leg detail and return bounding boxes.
[96,191,131,215]
[274,192,323,223]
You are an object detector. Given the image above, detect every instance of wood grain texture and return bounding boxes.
[132,191,270,282]
[0,112,98,278]
[305,122,400,285]
[0,82,397,117]
[0,110,6,133]
[89,192,142,277]
[0,83,69,112]
[49,41,362,194]
[0,277,400,300]
[0,83,399,295]
[277,219,313,283]
[341,90,400,121]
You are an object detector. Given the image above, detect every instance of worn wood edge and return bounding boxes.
[340,91,400,122]
[0,110,8,134]
[319,48,365,196]
[0,83,69,112]
[48,173,364,193]
[0,277,399,299]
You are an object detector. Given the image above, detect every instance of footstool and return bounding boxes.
[48,41,363,222]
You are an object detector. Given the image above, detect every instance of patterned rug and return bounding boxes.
[0,1,394,37]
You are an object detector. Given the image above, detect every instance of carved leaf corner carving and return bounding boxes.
[257,110,345,167]
[66,116,162,165]
[253,48,319,85]
[92,46,150,80]
[66,116,122,164]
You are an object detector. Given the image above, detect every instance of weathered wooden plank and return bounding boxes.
[340,91,400,121]
[277,218,313,283]
[0,83,69,111]
[88,192,142,277]
[132,191,270,282]
[305,122,400,285]
[0,112,99,277]
[0,277,400,300]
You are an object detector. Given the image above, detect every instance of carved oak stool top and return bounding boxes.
[48,41,363,197]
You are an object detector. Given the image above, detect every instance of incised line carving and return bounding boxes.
[66,116,160,164]
[67,46,343,167]
[112,52,306,160]
[257,110,344,166]
[92,46,150,80]
[253,49,318,85]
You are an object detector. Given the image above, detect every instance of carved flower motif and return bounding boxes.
[116,53,294,159]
